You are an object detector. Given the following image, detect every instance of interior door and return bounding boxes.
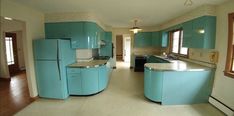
[124,37,131,63]
[5,33,19,76]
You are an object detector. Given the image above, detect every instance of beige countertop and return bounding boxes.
[68,60,108,68]
[145,60,212,71]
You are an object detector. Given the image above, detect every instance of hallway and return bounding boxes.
[0,72,35,116]
[15,62,224,116]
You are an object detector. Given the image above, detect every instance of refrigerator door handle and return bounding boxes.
[57,40,61,80]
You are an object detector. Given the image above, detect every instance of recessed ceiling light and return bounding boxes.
[4,17,13,20]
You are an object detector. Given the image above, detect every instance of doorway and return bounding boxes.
[116,35,123,61]
[5,32,20,76]
[0,16,33,115]
[123,36,131,63]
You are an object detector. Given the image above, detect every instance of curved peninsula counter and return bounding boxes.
[144,58,214,105]
[67,59,112,95]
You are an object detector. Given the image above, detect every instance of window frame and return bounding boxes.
[224,12,234,78]
[169,29,189,57]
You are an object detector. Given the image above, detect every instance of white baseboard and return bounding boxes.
[209,97,234,116]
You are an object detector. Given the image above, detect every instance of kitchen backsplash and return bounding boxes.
[76,49,98,61]
[188,48,219,64]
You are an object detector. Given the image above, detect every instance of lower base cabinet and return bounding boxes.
[144,67,214,105]
[67,65,109,95]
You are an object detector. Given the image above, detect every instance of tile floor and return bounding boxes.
[15,62,224,116]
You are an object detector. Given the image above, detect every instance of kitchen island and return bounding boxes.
[144,57,214,105]
[67,58,112,95]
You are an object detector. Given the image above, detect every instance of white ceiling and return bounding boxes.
[10,0,229,28]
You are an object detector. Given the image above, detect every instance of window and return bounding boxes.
[170,29,188,56]
[224,13,234,78]
[5,36,15,65]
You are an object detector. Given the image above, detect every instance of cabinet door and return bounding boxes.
[192,17,205,48]
[182,21,193,47]
[151,71,163,102]
[81,68,99,95]
[70,22,86,48]
[144,68,151,99]
[67,73,82,95]
[45,23,71,39]
[161,31,168,47]
[99,65,108,91]
[84,22,99,48]
[104,32,112,43]
[152,32,160,47]
[134,32,152,47]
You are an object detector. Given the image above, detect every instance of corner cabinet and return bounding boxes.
[182,16,216,49]
[45,21,103,49]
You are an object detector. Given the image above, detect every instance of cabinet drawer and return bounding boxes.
[67,68,81,74]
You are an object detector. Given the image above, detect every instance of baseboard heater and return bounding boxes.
[209,96,234,116]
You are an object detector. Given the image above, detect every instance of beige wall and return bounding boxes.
[212,0,234,109]
[1,0,45,97]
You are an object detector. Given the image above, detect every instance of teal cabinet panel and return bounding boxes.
[99,65,108,91]
[162,71,213,105]
[67,68,81,74]
[161,31,168,47]
[67,73,82,95]
[45,21,105,49]
[144,68,163,102]
[84,22,99,48]
[144,68,214,105]
[182,20,193,47]
[182,16,216,49]
[151,32,160,47]
[134,32,152,47]
[144,68,151,99]
[104,32,112,42]
[81,68,99,95]
[151,71,163,102]
[69,22,86,48]
[45,22,72,38]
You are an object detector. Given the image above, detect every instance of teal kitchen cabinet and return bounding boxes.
[45,22,73,38]
[134,32,152,47]
[192,16,216,49]
[182,20,193,47]
[67,63,111,95]
[144,67,214,105]
[82,68,99,95]
[182,16,216,49]
[144,68,163,102]
[160,31,168,47]
[99,32,112,57]
[45,21,103,49]
[98,65,108,91]
[151,31,160,47]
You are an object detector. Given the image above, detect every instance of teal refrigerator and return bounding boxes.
[33,39,75,99]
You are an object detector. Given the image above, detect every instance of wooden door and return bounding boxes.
[5,33,19,76]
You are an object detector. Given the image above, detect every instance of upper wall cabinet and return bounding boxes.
[182,16,216,49]
[45,21,104,49]
[134,31,168,48]
[134,32,152,48]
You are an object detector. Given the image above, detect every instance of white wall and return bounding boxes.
[212,0,234,109]
[0,0,45,97]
